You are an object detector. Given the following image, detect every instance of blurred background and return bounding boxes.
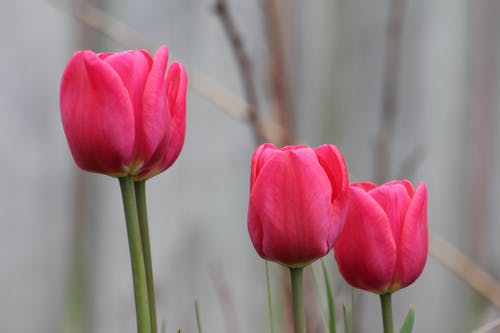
[1,0,500,332]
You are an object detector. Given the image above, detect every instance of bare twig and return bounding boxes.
[464,0,498,268]
[51,0,500,313]
[469,317,500,333]
[396,144,423,180]
[261,0,293,146]
[373,0,405,183]
[214,0,264,145]
[373,0,500,313]
[429,233,500,309]
[47,0,250,121]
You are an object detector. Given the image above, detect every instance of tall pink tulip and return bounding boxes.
[334,180,428,294]
[247,143,349,267]
[60,46,187,178]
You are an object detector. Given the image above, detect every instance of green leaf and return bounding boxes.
[342,304,349,333]
[349,288,355,332]
[194,300,203,333]
[399,305,415,333]
[310,264,328,332]
[195,300,203,333]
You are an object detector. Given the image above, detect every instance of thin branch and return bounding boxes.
[396,144,423,180]
[214,0,264,145]
[51,1,500,312]
[429,233,500,309]
[47,0,250,122]
[261,0,293,146]
[469,317,500,333]
[373,0,405,183]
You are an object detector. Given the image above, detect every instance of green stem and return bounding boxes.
[265,261,275,333]
[134,180,158,333]
[380,293,394,333]
[289,267,306,333]
[119,176,151,333]
[320,260,336,333]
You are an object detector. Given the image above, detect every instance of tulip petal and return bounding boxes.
[314,144,349,245]
[384,179,415,196]
[140,46,170,168]
[249,143,278,190]
[351,181,377,192]
[314,144,349,202]
[103,50,153,171]
[369,183,411,250]
[160,62,188,169]
[393,182,428,289]
[247,197,265,258]
[334,186,397,292]
[248,147,334,265]
[60,50,135,175]
[102,50,151,116]
[136,61,188,180]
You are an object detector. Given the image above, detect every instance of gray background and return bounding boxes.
[1,0,499,332]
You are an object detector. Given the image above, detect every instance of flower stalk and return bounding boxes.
[134,180,158,333]
[119,175,151,333]
[380,293,394,333]
[289,267,306,333]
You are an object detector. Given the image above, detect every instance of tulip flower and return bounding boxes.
[60,46,187,333]
[334,180,428,294]
[248,143,349,333]
[247,143,349,267]
[60,46,187,178]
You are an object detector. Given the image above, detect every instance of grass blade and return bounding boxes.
[195,300,203,333]
[342,304,349,333]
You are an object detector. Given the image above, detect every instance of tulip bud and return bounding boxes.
[247,143,349,267]
[60,46,187,178]
[334,180,428,293]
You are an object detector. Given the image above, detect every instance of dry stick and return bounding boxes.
[260,3,297,331]
[213,3,283,333]
[429,233,500,309]
[465,0,497,274]
[47,0,249,121]
[50,0,500,314]
[261,0,293,146]
[396,145,423,180]
[49,0,288,139]
[469,317,500,333]
[370,1,406,331]
[214,0,265,146]
[373,0,405,184]
[374,0,500,313]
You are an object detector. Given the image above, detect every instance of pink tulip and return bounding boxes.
[248,143,349,267]
[60,46,187,178]
[334,180,428,293]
